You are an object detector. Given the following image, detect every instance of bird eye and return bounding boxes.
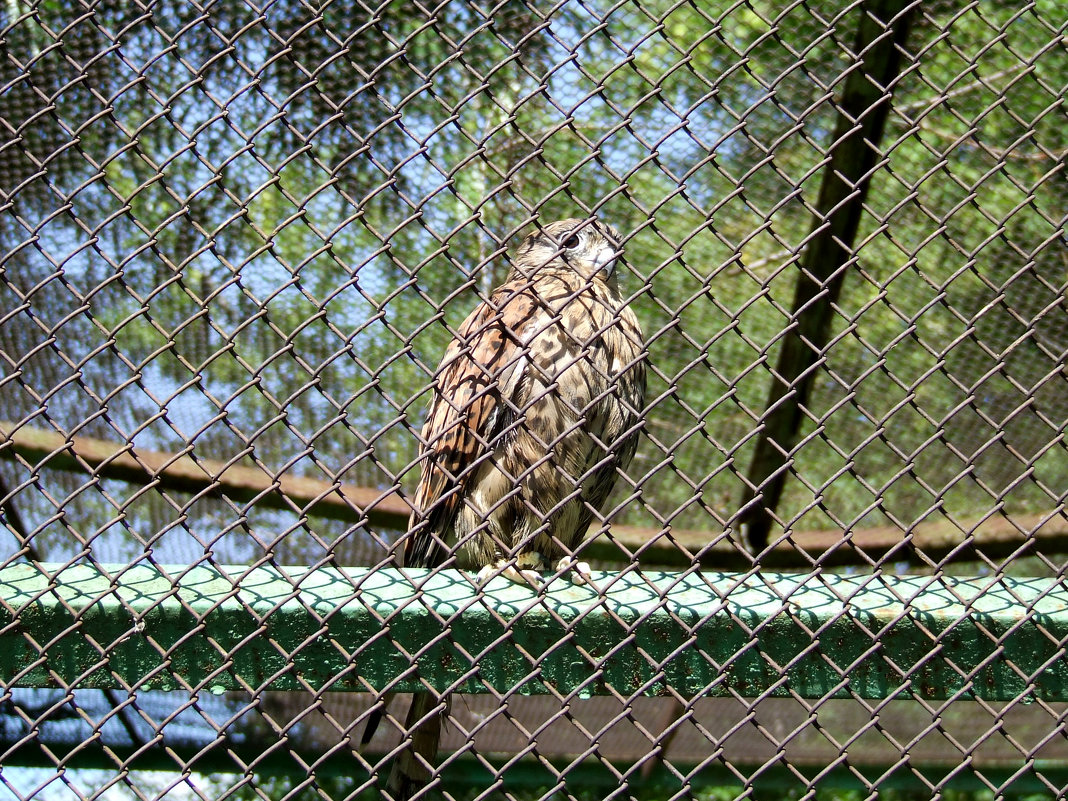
[561,233,581,250]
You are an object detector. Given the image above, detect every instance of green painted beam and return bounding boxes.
[0,563,1066,701]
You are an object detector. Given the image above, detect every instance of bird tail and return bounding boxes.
[387,690,445,800]
[360,691,392,748]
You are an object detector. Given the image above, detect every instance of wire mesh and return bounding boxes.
[1,0,1066,798]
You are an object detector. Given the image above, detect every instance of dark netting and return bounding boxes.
[1,0,1066,798]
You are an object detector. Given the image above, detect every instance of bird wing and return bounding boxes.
[405,280,542,568]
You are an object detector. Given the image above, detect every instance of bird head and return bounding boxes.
[513,218,622,281]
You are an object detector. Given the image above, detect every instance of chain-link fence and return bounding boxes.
[1,0,1066,798]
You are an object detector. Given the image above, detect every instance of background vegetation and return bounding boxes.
[0,0,1065,797]
[2,0,1064,569]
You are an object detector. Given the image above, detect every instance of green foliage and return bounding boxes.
[1,3,1065,796]
[1,0,1064,565]
[795,3,1068,534]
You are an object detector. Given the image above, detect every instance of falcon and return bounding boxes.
[386,217,646,798]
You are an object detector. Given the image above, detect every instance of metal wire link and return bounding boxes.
[1,0,1066,799]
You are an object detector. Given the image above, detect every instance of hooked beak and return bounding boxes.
[592,245,619,275]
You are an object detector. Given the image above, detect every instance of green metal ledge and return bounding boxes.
[0,562,1065,701]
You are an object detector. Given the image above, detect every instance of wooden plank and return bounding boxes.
[588,511,1067,569]
[4,422,1062,568]
[0,421,411,528]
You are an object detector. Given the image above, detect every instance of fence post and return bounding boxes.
[738,0,918,550]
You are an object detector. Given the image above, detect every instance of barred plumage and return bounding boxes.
[386,218,646,798]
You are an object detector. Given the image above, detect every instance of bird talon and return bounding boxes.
[476,562,543,588]
[555,556,593,584]
[573,560,593,584]
[518,568,544,587]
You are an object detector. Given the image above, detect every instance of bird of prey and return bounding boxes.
[384,218,646,798]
